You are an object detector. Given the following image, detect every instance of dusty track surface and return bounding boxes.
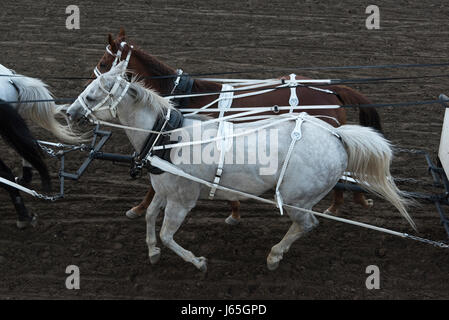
[0,0,449,299]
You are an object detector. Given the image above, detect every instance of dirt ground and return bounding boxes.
[0,0,449,299]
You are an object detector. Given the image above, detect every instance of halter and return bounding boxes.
[94,41,134,78]
[77,74,131,119]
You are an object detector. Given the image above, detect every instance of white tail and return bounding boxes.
[13,75,81,143]
[335,125,417,231]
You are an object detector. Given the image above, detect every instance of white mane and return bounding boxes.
[8,69,79,143]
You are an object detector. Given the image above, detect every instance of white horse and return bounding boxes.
[0,63,78,183]
[66,63,415,272]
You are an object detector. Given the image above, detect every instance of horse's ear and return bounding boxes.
[118,27,126,38]
[108,33,117,51]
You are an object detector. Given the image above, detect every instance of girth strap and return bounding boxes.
[275,113,306,215]
[209,84,234,199]
[140,108,184,175]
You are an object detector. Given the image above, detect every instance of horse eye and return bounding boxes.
[86,95,94,102]
[100,63,107,68]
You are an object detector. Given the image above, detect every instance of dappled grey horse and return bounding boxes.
[66,63,414,272]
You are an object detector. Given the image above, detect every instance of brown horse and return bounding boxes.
[93,28,382,222]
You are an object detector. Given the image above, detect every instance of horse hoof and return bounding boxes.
[267,253,281,271]
[126,208,143,220]
[323,209,334,215]
[197,257,208,273]
[149,248,161,265]
[16,215,38,229]
[267,260,280,271]
[225,215,240,225]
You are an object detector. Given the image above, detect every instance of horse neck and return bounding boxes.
[189,79,222,107]
[131,49,222,106]
[131,49,177,94]
[117,95,158,152]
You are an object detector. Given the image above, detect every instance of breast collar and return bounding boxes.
[138,107,184,175]
[170,69,194,108]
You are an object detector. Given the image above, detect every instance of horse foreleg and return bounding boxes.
[0,159,36,229]
[225,200,241,225]
[353,191,373,209]
[325,189,344,215]
[160,200,207,272]
[145,193,165,264]
[126,187,155,219]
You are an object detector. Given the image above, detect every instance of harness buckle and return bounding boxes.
[165,109,172,121]
[288,74,299,113]
[171,69,184,94]
[291,114,305,141]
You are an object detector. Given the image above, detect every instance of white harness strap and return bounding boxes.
[217,84,234,151]
[209,121,233,199]
[288,73,299,113]
[94,42,133,79]
[78,75,131,119]
[275,113,306,215]
[209,84,234,199]
[0,177,41,198]
[171,69,184,94]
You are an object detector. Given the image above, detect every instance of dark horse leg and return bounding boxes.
[0,101,51,228]
[225,200,241,225]
[325,189,345,215]
[0,159,36,229]
[16,158,33,186]
[126,188,155,219]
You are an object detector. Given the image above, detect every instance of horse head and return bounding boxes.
[93,28,131,78]
[93,28,178,94]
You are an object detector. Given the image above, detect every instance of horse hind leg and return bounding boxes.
[325,189,344,215]
[267,208,318,271]
[160,200,207,272]
[353,191,373,209]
